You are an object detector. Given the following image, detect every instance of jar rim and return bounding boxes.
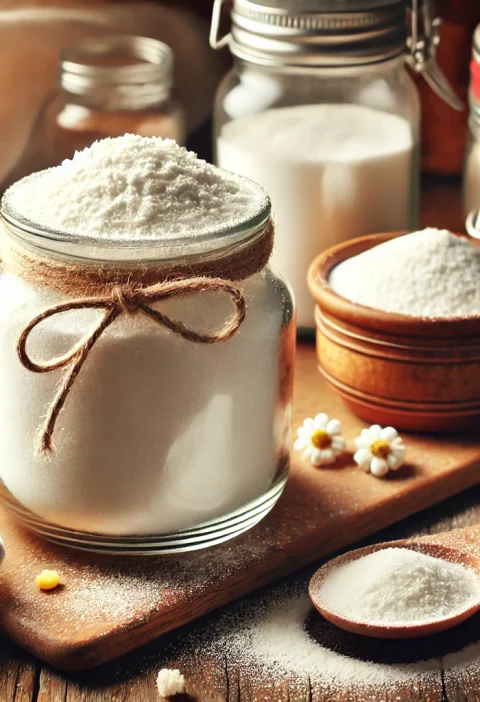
[60,35,173,84]
[1,170,271,267]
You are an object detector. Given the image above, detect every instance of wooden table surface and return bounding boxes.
[1,174,477,701]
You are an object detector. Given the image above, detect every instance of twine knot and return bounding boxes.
[18,277,246,454]
[111,285,141,315]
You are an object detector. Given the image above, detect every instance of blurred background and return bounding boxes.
[0,0,479,191]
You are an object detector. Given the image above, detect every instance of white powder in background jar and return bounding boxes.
[315,548,480,626]
[217,104,416,329]
[0,136,292,537]
[329,227,480,318]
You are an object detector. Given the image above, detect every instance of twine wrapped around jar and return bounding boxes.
[2,220,274,454]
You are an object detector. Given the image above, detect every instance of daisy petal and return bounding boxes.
[297,426,311,437]
[371,457,389,477]
[314,413,328,430]
[354,448,372,469]
[294,438,307,451]
[390,444,406,459]
[331,436,345,452]
[369,425,382,440]
[326,419,342,436]
[311,448,323,466]
[355,436,370,450]
[321,449,335,464]
[304,418,314,430]
[380,426,398,441]
[387,453,401,470]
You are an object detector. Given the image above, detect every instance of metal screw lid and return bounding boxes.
[211,0,407,67]
[473,23,480,65]
[60,35,173,111]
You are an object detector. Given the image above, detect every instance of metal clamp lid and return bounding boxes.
[406,0,463,111]
[466,209,480,240]
[211,0,463,110]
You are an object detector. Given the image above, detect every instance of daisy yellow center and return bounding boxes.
[311,429,331,449]
[370,439,391,459]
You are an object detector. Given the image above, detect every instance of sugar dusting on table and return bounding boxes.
[179,582,442,697]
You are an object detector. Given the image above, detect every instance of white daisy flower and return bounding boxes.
[294,413,345,467]
[353,425,406,477]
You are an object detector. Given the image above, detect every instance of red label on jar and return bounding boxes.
[471,59,480,101]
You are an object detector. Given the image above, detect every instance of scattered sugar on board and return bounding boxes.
[178,582,441,697]
[4,135,266,239]
[329,228,480,318]
[8,524,277,633]
[316,548,480,626]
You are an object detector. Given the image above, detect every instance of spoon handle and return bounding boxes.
[409,522,480,554]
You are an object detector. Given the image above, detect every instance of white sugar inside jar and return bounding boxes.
[0,136,295,554]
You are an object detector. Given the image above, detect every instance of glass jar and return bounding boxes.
[211,0,461,332]
[464,25,480,219]
[44,35,186,167]
[0,178,294,555]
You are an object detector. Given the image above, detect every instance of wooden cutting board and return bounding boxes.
[0,341,479,672]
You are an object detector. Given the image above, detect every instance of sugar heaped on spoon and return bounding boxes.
[309,524,480,639]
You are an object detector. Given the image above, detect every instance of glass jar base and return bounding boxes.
[0,468,288,555]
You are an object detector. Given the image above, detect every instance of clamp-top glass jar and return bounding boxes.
[464,24,480,220]
[211,0,462,332]
[44,34,186,167]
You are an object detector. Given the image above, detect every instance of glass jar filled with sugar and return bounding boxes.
[0,135,294,554]
[211,0,462,333]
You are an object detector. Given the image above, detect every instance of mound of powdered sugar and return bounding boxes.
[315,548,480,626]
[329,228,480,318]
[3,135,266,239]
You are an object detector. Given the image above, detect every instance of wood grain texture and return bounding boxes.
[0,343,480,673]
[2,469,480,698]
[0,173,477,699]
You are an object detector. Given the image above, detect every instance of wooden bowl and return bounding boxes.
[307,232,480,433]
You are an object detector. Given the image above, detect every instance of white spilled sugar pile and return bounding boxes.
[6,134,265,238]
[218,103,415,328]
[329,227,480,318]
[316,548,480,626]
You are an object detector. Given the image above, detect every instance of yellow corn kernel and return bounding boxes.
[36,569,60,590]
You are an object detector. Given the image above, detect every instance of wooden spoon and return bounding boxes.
[309,524,480,639]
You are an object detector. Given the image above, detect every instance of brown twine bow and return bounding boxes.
[18,277,246,454]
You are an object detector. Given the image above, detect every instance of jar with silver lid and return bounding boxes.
[211,0,462,332]
[464,24,480,221]
[43,35,186,168]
